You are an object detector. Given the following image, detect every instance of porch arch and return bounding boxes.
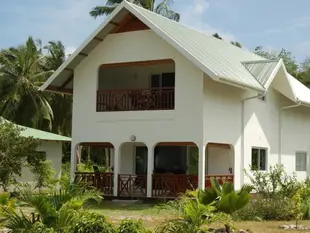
[205,142,234,188]
[152,141,199,198]
[117,142,148,197]
[74,142,115,196]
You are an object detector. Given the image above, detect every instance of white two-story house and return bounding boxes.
[40,1,310,198]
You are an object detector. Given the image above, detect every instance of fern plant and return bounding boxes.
[156,190,216,233]
[197,178,253,232]
[0,179,102,232]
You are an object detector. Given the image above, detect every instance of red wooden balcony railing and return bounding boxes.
[75,172,114,196]
[118,174,147,197]
[205,174,234,189]
[152,174,198,197]
[96,87,175,112]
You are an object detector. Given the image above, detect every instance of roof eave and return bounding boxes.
[218,76,266,94]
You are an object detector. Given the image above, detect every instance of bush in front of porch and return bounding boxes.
[156,179,253,233]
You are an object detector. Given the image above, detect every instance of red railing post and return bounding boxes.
[75,172,114,196]
[204,174,234,189]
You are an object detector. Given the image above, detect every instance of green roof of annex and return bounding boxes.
[0,117,71,142]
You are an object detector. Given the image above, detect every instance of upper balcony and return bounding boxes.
[96,59,175,112]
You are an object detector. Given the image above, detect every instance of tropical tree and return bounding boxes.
[0,179,102,232]
[254,46,299,76]
[231,41,242,48]
[90,0,180,22]
[43,41,72,136]
[197,179,253,233]
[0,37,53,130]
[212,33,242,48]
[0,120,39,191]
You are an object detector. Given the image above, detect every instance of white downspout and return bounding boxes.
[240,92,266,186]
[278,101,301,164]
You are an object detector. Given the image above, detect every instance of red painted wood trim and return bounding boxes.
[100,59,174,68]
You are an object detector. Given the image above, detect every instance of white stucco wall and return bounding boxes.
[207,146,234,175]
[18,141,63,183]
[202,75,310,188]
[72,30,204,149]
[281,107,310,180]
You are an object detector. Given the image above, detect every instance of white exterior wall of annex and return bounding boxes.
[18,141,63,183]
[203,74,310,189]
[281,106,310,181]
[72,30,204,157]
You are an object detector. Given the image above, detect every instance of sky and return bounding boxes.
[0,0,310,63]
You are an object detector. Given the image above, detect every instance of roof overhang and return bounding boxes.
[40,1,221,94]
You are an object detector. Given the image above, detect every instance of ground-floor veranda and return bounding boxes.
[72,141,234,198]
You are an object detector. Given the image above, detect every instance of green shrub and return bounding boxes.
[70,212,116,233]
[233,196,295,221]
[0,192,10,205]
[29,222,55,233]
[245,164,300,199]
[118,219,150,233]
[302,197,310,220]
[60,163,70,187]
[77,163,94,172]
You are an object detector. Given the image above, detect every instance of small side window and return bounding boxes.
[296,151,307,171]
[251,148,267,171]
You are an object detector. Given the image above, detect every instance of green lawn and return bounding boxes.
[90,200,310,233]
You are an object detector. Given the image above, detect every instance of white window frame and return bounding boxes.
[295,151,307,172]
[251,147,267,171]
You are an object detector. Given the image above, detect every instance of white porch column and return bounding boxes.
[113,146,120,197]
[147,145,154,198]
[198,144,206,190]
[70,143,79,183]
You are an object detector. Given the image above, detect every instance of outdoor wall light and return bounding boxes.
[130,135,136,141]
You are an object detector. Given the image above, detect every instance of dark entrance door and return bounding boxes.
[135,146,148,175]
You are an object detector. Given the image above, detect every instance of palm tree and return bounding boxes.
[0,37,53,130]
[0,180,102,232]
[43,41,72,136]
[90,0,180,22]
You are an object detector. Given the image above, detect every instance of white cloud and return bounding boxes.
[291,16,310,29]
[192,0,210,14]
[264,15,310,35]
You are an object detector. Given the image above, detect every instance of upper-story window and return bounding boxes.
[97,59,175,112]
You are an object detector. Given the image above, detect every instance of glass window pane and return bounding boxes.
[260,149,266,171]
[251,148,259,170]
[135,146,148,174]
[296,152,307,171]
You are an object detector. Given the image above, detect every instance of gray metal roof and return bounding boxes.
[243,60,280,87]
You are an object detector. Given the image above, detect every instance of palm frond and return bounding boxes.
[90,6,117,18]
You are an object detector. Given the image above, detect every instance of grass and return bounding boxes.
[90,200,310,232]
